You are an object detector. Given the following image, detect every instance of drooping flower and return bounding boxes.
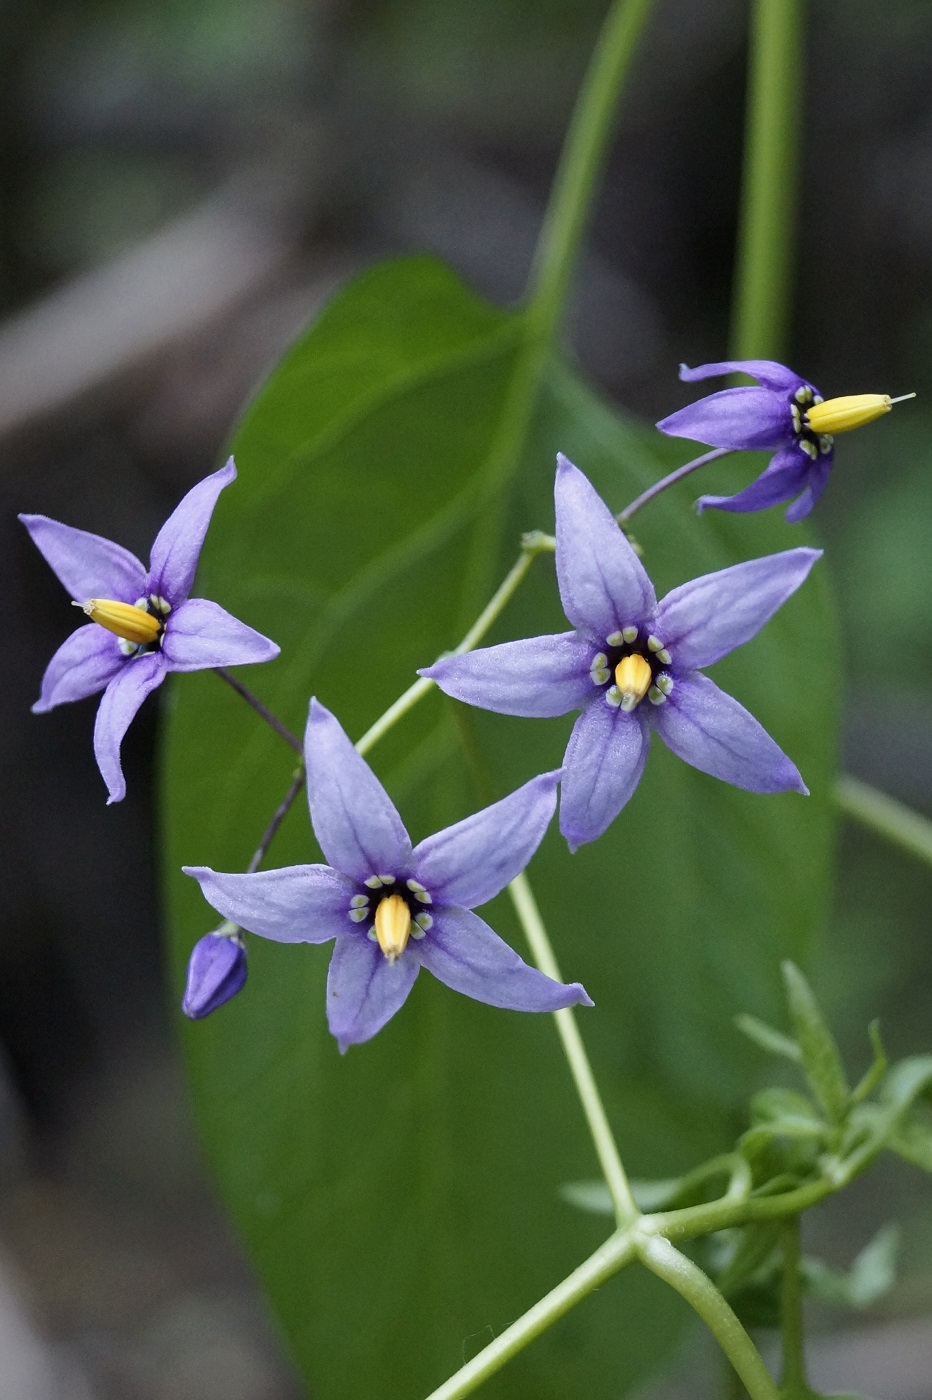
[182,928,247,1019]
[656,359,912,522]
[20,459,279,802]
[184,700,590,1050]
[423,455,818,851]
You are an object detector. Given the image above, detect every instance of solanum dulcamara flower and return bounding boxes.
[20,459,279,803]
[656,358,913,522]
[184,700,590,1050]
[423,455,819,851]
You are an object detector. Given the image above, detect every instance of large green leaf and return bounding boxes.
[162,256,838,1398]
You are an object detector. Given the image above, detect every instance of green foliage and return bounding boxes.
[162,255,838,1398]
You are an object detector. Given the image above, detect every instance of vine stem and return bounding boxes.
[637,1237,780,1400]
[422,1229,637,1400]
[246,766,305,874]
[729,0,804,360]
[780,1217,808,1396]
[508,872,639,1226]
[835,775,932,870]
[213,667,301,753]
[617,446,732,524]
[356,540,544,758]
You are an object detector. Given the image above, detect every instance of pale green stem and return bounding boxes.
[730,0,804,360]
[835,775,932,871]
[780,1217,808,1397]
[637,1237,780,1400]
[356,540,545,758]
[508,872,639,1226]
[422,1229,637,1400]
[527,0,657,344]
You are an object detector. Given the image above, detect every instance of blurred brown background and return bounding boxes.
[1,0,931,1395]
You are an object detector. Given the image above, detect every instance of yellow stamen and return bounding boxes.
[806,392,914,436]
[614,653,652,712]
[79,598,162,645]
[373,893,411,964]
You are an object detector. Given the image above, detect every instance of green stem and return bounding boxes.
[730,0,804,360]
[508,872,639,1226]
[637,1237,780,1400]
[422,1229,637,1400]
[356,538,546,758]
[780,1217,808,1397]
[526,0,657,344]
[835,775,932,871]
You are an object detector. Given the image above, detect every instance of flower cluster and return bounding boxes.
[22,352,897,1050]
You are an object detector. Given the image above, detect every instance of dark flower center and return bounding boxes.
[589,628,674,712]
[347,873,434,959]
[789,383,833,462]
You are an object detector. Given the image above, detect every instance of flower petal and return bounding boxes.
[32,624,125,712]
[696,446,812,517]
[656,387,791,451]
[326,934,419,1051]
[19,514,146,602]
[413,770,560,909]
[161,597,280,671]
[147,458,237,603]
[784,457,832,523]
[555,455,655,637]
[418,906,592,1011]
[183,864,354,942]
[677,359,805,392]
[93,652,166,803]
[182,933,247,1019]
[651,672,807,794]
[305,700,412,880]
[654,547,821,670]
[559,700,650,850]
[421,632,592,718]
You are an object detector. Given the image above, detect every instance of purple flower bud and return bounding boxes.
[182,931,247,1020]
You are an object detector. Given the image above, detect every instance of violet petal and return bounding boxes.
[148,458,236,603]
[422,632,592,718]
[161,597,280,671]
[413,770,560,909]
[19,514,146,602]
[32,624,125,712]
[677,359,805,392]
[654,548,821,670]
[418,905,592,1011]
[555,454,656,637]
[652,672,807,794]
[183,864,354,943]
[656,387,791,451]
[559,700,650,850]
[784,458,832,523]
[326,933,419,1051]
[696,445,812,517]
[182,933,247,1019]
[93,653,166,803]
[305,700,412,880]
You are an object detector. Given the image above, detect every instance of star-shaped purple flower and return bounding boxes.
[184,700,590,1050]
[20,458,279,803]
[656,359,835,522]
[423,456,819,851]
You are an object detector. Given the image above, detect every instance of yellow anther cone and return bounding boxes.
[80,598,162,645]
[615,654,652,712]
[806,394,894,436]
[374,893,411,964]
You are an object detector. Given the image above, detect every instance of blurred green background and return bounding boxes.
[1,1,930,1397]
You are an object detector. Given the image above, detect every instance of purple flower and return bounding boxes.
[184,700,590,1050]
[656,359,903,522]
[20,459,279,803]
[183,930,248,1019]
[423,456,819,851]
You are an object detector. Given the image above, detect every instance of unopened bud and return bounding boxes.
[182,930,247,1019]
